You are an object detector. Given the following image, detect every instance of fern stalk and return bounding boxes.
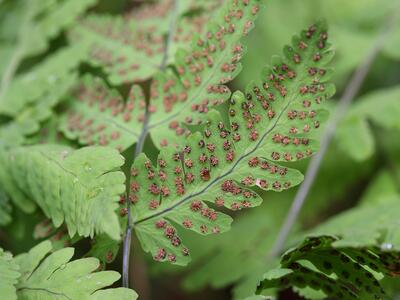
[269,7,400,259]
[122,0,179,288]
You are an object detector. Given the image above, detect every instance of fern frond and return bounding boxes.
[0,241,137,300]
[60,0,262,151]
[337,85,400,161]
[0,46,83,117]
[0,248,20,300]
[0,145,125,240]
[128,21,335,265]
[68,0,222,85]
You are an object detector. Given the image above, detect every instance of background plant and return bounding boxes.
[1,0,400,300]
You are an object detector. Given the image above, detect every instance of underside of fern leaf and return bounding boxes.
[69,0,223,84]
[127,21,335,265]
[59,75,146,150]
[60,0,262,151]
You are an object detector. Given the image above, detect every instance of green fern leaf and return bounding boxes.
[0,147,36,213]
[26,0,98,57]
[128,20,335,265]
[0,241,138,300]
[337,85,400,161]
[60,0,262,151]
[0,0,97,59]
[68,0,222,85]
[145,0,264,148]
[0,145,125,240]
[0,74,78,148]
[0,188,12,225]
[0,248,20,300]
[0,46,84,117]
[0,0,97,112]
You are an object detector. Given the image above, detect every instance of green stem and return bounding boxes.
[121,0,179,289]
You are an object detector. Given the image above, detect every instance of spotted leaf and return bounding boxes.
[69,0,223,85]
[62,0,262,151]
[0,145,126,240]
[128,21,335,265]
[146,0,263,148]
[59,75,145,151]
[257,192,400,300]
[257,235,400,300]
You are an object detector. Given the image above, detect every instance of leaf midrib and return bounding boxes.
[147,27,245,130]
[134,93,296,225]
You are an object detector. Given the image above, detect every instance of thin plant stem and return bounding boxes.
[268,9,400,259]
[122,0,179,288]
